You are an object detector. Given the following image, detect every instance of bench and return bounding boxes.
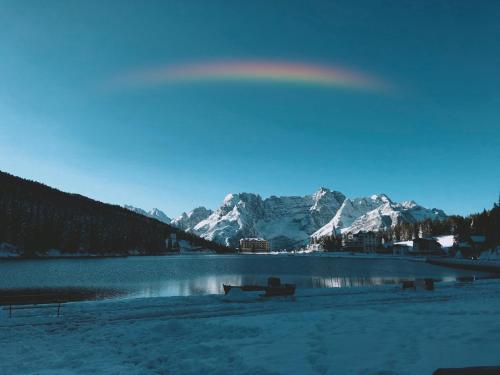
[1,293,64,318]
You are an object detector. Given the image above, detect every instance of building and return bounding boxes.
[239,238,270,253]
[412,238,442,255]
[342,232,362,251]
[452,241,476,259]
[342,231,382,252]
[306,243,324,252]
[166,233,179,251]
[392,243,411,255]
[450,235,486,259]
[470,235,487,252]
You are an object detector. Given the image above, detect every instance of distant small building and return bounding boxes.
[306,243,324,252]
[452,241,477,259]
[451,235,486,259]
[166,233,179,251]
[239,238,270,253]
[392,244,412,256]
[412,238,442,255]
[342,231,382,252]
[470,235,487,251]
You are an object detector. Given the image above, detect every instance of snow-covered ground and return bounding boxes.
[0,242,20,258]
[2,280,500,374]
[480,247,500,261]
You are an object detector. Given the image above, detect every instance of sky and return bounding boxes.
[0,0,499,217]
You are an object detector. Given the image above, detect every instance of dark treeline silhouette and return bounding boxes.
[0,171,234,256]
[380,199,500,247]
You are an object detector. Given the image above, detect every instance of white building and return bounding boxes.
[306,243,325,252]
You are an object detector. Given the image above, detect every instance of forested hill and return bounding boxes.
[0,171,234,256]
[379,200,500,247]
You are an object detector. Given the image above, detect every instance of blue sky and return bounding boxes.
[1,0,499,217]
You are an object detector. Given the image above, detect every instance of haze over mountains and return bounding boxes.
[128,188,447,250]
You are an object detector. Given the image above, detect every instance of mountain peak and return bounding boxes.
[310,188,345,215]
[400,200,417,209]
[314,187,330,195]
[124,205,171,224]
[171,206,213,232]
[370,193,392,203]
[223,193,237,205]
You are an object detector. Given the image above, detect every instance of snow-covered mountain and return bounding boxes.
[171,207,213,231]
[126,189,447,250]
[190,188,346,250]
[124,205,171,224]
[311,195,447,238]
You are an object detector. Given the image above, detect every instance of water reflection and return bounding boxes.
[119,274,482,299]
[0,255,493,302]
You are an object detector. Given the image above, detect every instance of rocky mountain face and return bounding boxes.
[171,207,213,231]
[124,206,171,224]
[190,188,346,249]
[311,195,447,239]
[127,188,447,251]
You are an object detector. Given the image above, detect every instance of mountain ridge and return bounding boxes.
[124,206,171,224]
[154,188,447,250]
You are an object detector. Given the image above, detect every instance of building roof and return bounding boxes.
[240,238,267,242]
[394,240,413,247]
[435,235,455,248]
[393,243,412,248]
[414,237,439,243]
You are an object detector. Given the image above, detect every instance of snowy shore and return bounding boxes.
[2,279,500,374]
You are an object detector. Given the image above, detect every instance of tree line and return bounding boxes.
[317,198,500,251]
[380,199,499,247]
[0,171,233,256]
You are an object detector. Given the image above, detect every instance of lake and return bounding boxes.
[0,254,491,302]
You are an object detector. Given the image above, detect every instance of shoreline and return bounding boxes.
[0,250,223,260]
[0,252,427,262]
[427,257,500,274]
[0,251,433,262]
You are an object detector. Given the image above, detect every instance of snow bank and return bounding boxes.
[479,246,500,261]
[394,240,413,247]
[0,243,20,258]
[178,240,215,254]
[3,280,500,374]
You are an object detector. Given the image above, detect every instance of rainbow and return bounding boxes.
[118,59,389,92]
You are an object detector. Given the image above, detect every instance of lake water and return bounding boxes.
[0,254,491,302]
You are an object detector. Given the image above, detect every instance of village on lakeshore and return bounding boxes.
[235,232,498,260]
